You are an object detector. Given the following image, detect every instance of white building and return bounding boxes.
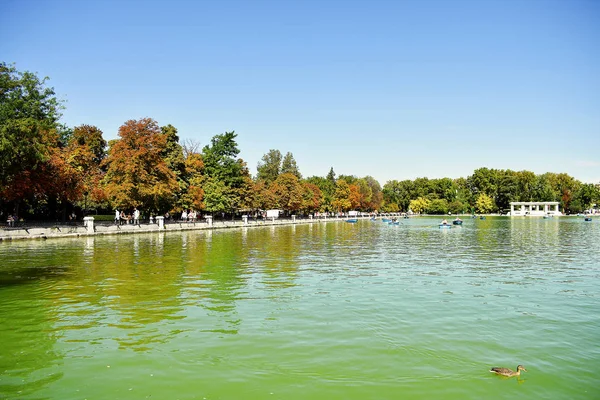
[509,201,562,217]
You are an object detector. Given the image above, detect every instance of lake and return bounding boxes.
[1,217,599,399]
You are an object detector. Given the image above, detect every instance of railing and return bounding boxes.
[2,220,86,230]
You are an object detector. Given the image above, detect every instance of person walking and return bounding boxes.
[115,209,120,225]
[133,208,140,225]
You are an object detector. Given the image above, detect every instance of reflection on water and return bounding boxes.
[0,217,599,399]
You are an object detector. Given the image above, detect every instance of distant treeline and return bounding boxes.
[1,62,599,221]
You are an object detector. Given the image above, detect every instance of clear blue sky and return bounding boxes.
[2,0,599,184]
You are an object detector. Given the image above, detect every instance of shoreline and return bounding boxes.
[0,215,375,242]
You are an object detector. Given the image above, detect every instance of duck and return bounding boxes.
[490,365,527,377]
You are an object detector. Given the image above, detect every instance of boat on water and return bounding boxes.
[345,218,358,223]
[439,224,452,229]
[480,216,486,220]
[453,219,463,225]
[382,218,391,223]
[584,217,592,222]
[388,221,400,225]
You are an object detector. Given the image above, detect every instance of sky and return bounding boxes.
[1,0,599,185]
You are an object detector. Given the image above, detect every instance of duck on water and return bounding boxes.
[490,365,527,377]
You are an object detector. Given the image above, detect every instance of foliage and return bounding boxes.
[302,182,322,213]
[271,173,304,212]
[102,118,179,213]
[202,178,231,213]
[202,131,244,189]
[475,192,495,214]
[281,152,301,180]
[332,179,352,212]
[427,199,449,214]
[0,63,64,207]
[448,200,467,214]
[409,197,430,214]
[256,149,282,183]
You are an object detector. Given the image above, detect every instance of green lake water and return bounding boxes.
[1,217,599,399]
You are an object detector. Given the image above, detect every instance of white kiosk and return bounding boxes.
[509,201,562,217]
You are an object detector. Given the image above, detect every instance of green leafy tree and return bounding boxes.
[364,176,383,211]
[256,149,282,183]
[383,179,412,212]
[430,178,456,202]
[475,192,495,214]
[281,152,302,180]
[516,170,537,201]
[468,168,498,202]
[202,131,243,187]
[427,199,449,214]
[0,62,64,213]
[202,177,231,213]
[575,183,600,211]
[409,197,430,214]
[448,200,466,214]
[306,174,335,212]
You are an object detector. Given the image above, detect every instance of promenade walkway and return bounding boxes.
[0,214,384,242]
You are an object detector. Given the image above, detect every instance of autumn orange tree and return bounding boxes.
[271,173,304,213]
[301,182,322,213]
[180,152,205,211]
[102,118,178,214]
[332,179,352,212]
[64,125,107,212]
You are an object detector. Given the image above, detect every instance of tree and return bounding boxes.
[363,176,383,211]
[202,177,231,214]
[160,124,187,209]
[180,152,205,211]
[468,168,498,201]
[281,152,301,180]
[427,199,449,214]
[332,179,352,212]
[575,183,600,211]
[302,182,322,214]
[356,178,373,210]
[66,125,107,212]
[547,172,580,213]
[202,131,245,189]
[0,63,64,213]
[475,192,495,214]
[306,174,335,212]
[256,149,282,183]
[348,183,361,210]
[448,200,466,214]
[271,173,304,213]
[495,169,519,211]
[102,118,179,213]
[181,138,201,159]
[409,197,430,214]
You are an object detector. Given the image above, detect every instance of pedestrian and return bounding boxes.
[133,208,140,225]
[115,209,120,225]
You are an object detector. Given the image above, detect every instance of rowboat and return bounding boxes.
[345,218,358,223]
[439,224,452,229]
